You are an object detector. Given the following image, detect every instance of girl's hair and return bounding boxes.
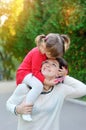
[60,34,70,52]
[45,33,70,57]
[35,33,70,57]
[35,34,46,46]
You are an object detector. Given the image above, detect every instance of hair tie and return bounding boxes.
[45,36,48,42]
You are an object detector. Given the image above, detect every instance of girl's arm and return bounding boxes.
[31,50,46,83]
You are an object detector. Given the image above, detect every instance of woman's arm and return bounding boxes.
[16,102,33,115]
[6,96,17,115]
[6,95,33,115]
[64,75,86,98]
[6,84,33,115]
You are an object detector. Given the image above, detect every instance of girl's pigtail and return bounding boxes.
[35,34,46,46]
[61,34,70,52]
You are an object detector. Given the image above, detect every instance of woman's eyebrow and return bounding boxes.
[42,60,48,64]
[53,62,59,66]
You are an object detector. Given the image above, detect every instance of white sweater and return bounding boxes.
[6,76,86,130]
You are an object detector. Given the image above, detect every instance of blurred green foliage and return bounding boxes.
[0,0,86,83]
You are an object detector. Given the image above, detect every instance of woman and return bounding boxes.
[6,59,86,130]
[15,33,70,121]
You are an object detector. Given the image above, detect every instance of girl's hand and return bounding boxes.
[16,101,33,114]
[58,67,68,77]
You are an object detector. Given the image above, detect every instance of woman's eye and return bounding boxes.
[45,61,48,64]
[52,64,57,67]
[43,61,48,64]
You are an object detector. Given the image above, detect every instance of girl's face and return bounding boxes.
[45,51,55,59]
[41,59,59,79]
[39,42,56,59]
[39,42,46,54]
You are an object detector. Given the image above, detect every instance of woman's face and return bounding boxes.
[41,59,59,79]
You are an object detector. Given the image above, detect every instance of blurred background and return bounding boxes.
[0,0,86,83]
[0,2,86,129]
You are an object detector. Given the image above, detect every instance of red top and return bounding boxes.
[16,47,47,85]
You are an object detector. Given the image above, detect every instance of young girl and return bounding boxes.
[15,33,70,121]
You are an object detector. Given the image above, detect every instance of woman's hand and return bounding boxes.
[58,67,68,77]
[16,101,33,115]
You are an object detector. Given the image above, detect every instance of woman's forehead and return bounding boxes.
[43,59,59,65]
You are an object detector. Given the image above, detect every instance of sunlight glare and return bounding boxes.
[0,0,13,3]
[0,15,8,27]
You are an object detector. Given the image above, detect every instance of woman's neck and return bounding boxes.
[44,77,55,91]
[43,85,52,91]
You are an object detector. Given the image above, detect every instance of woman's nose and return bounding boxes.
[46,63,50,67]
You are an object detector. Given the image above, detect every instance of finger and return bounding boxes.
[23,109,32,114]
[58,69,62,72]
[58,69,64,72]
[27,104,33,107]
[62,66,65,69]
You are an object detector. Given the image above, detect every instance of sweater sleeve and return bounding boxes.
[6,96,17,115]
[64,75,86,99]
